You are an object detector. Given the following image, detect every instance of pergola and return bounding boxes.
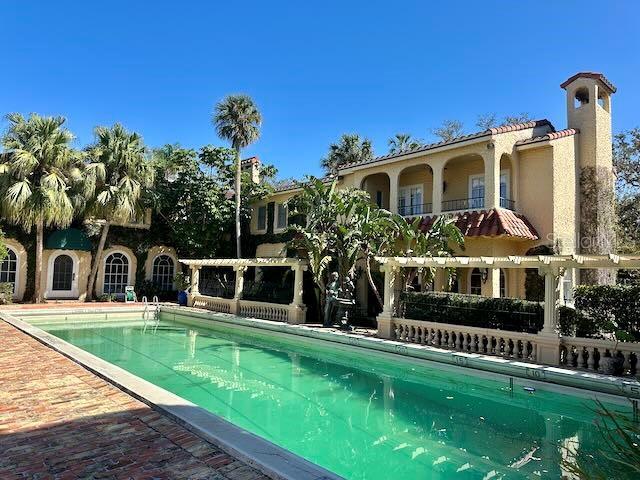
[180,258,308,323]
[374,254,640,362]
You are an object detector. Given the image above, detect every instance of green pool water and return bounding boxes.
[34,314,631,480]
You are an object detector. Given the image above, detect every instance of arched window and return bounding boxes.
[152,255,175,291]
[104,253,129,294]
[500,269,507,298]
[470,268,482,295]
[0,248,17,293]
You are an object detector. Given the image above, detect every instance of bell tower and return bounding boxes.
[561,72,617,284]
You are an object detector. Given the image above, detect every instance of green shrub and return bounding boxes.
[572,285,640,341]
[0,283,13,305]
[97,293,116,302]
[401,291,544,333]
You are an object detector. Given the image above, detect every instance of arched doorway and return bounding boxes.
[47,251,79,298]
[103,252,131,295]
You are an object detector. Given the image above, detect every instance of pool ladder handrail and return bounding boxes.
[142,296,160,333]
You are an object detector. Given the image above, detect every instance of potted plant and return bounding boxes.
[174,272,190,306]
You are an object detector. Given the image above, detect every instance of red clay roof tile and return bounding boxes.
[417,208,539,241]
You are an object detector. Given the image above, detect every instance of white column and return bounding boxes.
[288,264,308,324]
[291,265,305,306]
[483,149,500,210]
[388,171,399,214]
[187,265,200,306]
[431,163,444,214]
[377,264,397,339]
[536,266,563,365]
[539,266,563,334]
[231,265,246,314]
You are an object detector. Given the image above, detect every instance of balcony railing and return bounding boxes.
[398,203,433,216]
[441,197,484,212]
[500,197,516,210]
[440,197,516,212]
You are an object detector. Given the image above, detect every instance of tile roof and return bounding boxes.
[515,128,579,147]
[338,119,553,171]
[417,208,539,241]
[560,72,617,94]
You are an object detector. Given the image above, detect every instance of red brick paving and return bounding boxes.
[0,320,270,480]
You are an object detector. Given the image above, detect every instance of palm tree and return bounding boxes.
[388,133,423,154]
[0,113,84,302]
[84,124,154,300]
[321,134,373,175]
[213,95,262,258]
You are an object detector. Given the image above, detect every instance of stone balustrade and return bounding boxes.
[560,336,640,374]
[390,317,539,362]
[190,294,304,325]
[381,316,640,375]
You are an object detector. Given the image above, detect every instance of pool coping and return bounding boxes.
[0,311,341,480]
[161,305,640,400]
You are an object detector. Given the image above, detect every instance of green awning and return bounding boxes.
[45,228,92,251]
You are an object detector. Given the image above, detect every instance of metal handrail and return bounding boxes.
[397,203,433,216]
[500,197,516,210]
[441,197,484,212]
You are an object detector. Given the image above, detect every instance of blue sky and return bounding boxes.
[1,1,639,179]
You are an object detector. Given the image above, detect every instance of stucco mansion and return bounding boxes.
[249,72,618,306]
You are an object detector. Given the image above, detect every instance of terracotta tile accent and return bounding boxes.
[560,72,617,93]
[418,208,539,241]
[515,128,579,146]
[0,321,270,480]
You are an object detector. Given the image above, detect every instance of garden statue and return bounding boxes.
[324,272,340,327]
[323,272,355,330]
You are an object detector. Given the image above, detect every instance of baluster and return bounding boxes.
[574,346,581,368]
[448,331,456,349]
[622,351,631,375]
[458,332,464,351]
[587,347,596,371]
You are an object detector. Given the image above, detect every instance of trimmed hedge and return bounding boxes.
[401,292,544,333]
[559,285,640,341]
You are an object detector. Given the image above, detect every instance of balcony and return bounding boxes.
[441,197,515,212]
[442,197,484,212]
[398,203,433,216]
[500,197,516,210]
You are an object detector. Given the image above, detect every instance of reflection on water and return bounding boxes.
[42,318,632,480]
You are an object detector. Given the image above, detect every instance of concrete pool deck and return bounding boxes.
[0,319,272,480]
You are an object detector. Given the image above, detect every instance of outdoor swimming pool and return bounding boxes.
[32,313,632,480]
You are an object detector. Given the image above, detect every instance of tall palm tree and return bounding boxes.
[84,124,154,300]
[321,134,373,174]
[213,95,262,258]
[388,133,423,154]
[0,113,84,302]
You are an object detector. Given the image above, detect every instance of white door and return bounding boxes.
[46,252,79,299]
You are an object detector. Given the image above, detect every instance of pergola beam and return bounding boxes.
[180,257,308,268]
[374,254,640,270]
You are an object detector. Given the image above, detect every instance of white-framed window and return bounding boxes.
[276,203,287,230]
[256,205,267,231]
[468,174,485,209]
[499,269,507,298]
[500,171,510,200]
[467,170,510,209]
[103,252,130,294]
[469,268,482,295]
[152,254,175,291]
[0,248,18,294]
[398,184,423,215]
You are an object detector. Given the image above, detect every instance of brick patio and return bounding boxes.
[0,320,270,480]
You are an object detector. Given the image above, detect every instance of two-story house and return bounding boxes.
[250,72,617,306]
